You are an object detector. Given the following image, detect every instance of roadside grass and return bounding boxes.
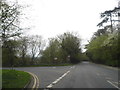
[0,70,2,89]
[23,63,75,67]
[2,69,31,88]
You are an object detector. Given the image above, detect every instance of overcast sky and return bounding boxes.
[18,0,118,51]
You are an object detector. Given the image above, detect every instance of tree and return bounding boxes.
[41,32,82,64]
[0,0,22,45]
[86,35,108,63]
[17,36,29,66]
[41,38,61,64]
[28,35,45,65]
[92,5,120,67]
[2,40,19,67]
[58,32,82,63]
[1,0,22,67]
[86,23,119,66]
[97,6,120,32]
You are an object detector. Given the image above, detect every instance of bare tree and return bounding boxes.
[17,36,29,65]
[0,0,22,46]
[28,35,45,65]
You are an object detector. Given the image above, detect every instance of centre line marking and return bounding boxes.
[105,77,112,80]
[96,73,100,76]
[46,70,70,88]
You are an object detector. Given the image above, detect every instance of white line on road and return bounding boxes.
[107,80,120,90]
[70,66,75,69]
[47,84,53,88]
[72,66,75,68]
[105,77,112,80]
[52,67,56,68]
[96,73,100,76]
[46,70,70,88]
[114,82,119,85]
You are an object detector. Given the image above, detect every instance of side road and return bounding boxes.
[2,61,119,88]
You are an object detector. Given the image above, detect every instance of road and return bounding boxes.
[12,61,119,89]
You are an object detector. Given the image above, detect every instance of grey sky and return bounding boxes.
[18,0,118,51]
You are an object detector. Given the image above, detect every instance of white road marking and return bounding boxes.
[46,70,70,88]
[72,66,75,68]
[105,77,112,80]
[58,77,62,80]
[47,84,53,88]
[107,80,120,90]
[114,82,119,85]
[70,66,75,69]
[52,79,59,84]
[52,67,56,68]
[96,73,100,76]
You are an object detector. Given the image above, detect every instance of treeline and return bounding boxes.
[1,0,119,67]
[2,35,45,66]
[86,6,120,67]
[86,25,119,66]
[2,32,82,67]
[41,32,82,64]
[1,0,82,67]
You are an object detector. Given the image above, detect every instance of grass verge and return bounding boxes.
[24,63,75,67]
[2,69,31,88]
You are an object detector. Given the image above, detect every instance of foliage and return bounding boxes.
[2,40,20,67]
[28,35,45,65]
[86,6,119,67]
[0,0,22,44]
[17,36,29,66]
[41,32,82,64]
[1,0,22,67]
[86,26,119,67]
[97,6,120,29]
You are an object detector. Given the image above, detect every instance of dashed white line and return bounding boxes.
[52,79,59,84]
[114,82,119,85]
[105,77,112,80]
[70,66,75,69]
[72,66,75,68]
[96,73,100,76]
[46,70,70,88]
[107,80,120,90]
[52,67,56,68]
[47,84,53,88]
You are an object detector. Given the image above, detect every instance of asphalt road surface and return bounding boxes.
[11,61,119,89]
